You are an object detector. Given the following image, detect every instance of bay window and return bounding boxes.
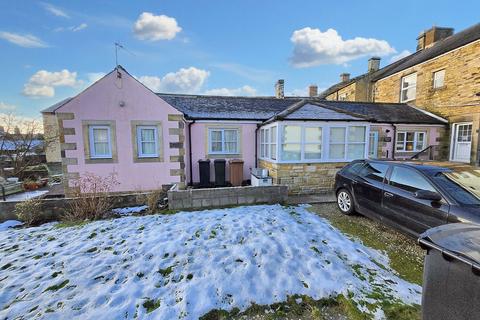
[304,127,322,160]
[281,125,301,161]
[400,73,417,102]
[208,128,239,154]
[396,131,426,152]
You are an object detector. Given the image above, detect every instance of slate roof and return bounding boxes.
[157,94,302,120]
[41,97,73,114]
[282,103,365,121]
[314,100,447,124]
[372,23,480,80]
[318,74,368,99]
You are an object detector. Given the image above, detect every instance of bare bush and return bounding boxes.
[145,189,165,214]
[14,198,43,226]
[64,172,119,221]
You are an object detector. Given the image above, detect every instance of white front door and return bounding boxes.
[451,123,473,163]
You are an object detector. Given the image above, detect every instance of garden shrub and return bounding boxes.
[14,198,43,226]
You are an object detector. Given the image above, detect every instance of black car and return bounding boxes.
[334,160,480,237]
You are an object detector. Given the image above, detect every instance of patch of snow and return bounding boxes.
[0,220,23,231]
[5,190,48,202]
[112,205,149,216]
[0,205,421,319]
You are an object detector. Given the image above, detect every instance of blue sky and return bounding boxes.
[0,0,479,120]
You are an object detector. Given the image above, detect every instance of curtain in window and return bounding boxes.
[270,127,277,160]
[211,130,223,152]
[140,128,156,155]
[347,126,366,159]
[329,127,346,159]
[281,126,301,161]
[304,127,322,159]
[224,129,238,153]
[93,128,109,156]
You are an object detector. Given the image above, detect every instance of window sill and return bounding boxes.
[133,156,163,163]
[207,153,241,159]
[86,158,117,164]
[399,98,416,103]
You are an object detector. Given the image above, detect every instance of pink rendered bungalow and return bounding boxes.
[42,66,447,195]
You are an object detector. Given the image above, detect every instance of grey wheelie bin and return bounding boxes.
[418,223,480,320]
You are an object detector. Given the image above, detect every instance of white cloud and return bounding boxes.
[290,27,395,67]
[22,70,81,98]
[54,23,88,32]
[0,102,17,111]
[41,2,69,18]
[389,50,412,63]
[133,12,182,41]
[204,85,257,96]
[138,67,209,93]
[0,31,48,48]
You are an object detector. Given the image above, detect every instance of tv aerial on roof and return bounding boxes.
[114,42,135,67]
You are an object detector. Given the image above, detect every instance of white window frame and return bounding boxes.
[89,125,112,159]
[400,73,417,102]
[368,131,379,158]
[433,69,445,89]
[396,131,426,152]
[136,125,158,158]
[259,122,369,164]
[208,128,239,154]
[338,93,347,101]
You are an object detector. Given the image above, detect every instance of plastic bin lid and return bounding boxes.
[214,159,226,163]
[229,159,244,163]
[419,223,480,265]
[198,159,210,163]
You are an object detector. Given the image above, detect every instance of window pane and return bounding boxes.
[211,142,222,152]
[225,142,237,153]
[348,126,365,143]
[281,143,301,161]
[416,133,425,150]
[330,127,345,143]
[224,130,237,142]
[211,130,222,142]
[360,162,389,182]
[305,127,322,143]
[283,126,301,143]
[140,128,155,142]
[305,144,321,159]
[93,128,108,143]
[347,144,365,159]
[390,167,436,193]
[433,70,445,88]
[270,143,277,160]
[329,144,345,159]
[94,142,109,155]
[406,132,414,142]
[270,127,277,143]
[405,142,414,151]
[142,142,156,154]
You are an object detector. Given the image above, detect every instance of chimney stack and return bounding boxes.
[275,79,284,99]
[308,85,318,97]
[417,26,453,51]
[340,73,350,83]
[368,57,381,72]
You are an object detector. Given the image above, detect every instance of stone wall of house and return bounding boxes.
[167,185,288,210]
[325,82,357,101]
[373,40,480,118]
[259,160,347,194]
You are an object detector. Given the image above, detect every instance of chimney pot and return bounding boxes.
[340,73,350,83]
[368,57,381,72]
[275,79,285,99]
[308,85,318,97]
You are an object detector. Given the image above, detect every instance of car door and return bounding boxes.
[352,162,390,216]
[382,166,449,235]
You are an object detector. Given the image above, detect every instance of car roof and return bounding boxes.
[365,159,452,174]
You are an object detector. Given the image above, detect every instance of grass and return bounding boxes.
[43,280,69,292]
[143,298,161,314]
[55,221,89,229]
[309,203,425,285]
[158,266,174,277]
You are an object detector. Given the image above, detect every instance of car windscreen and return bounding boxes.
[432,171,480,206]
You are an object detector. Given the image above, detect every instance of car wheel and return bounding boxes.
[337,189,355,215]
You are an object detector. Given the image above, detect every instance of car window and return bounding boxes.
[343,162,365,175]
[433,173,480,206]
[359,162,389,182]
[389,166,436,193]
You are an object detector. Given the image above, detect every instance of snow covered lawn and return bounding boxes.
[0,205,421,319]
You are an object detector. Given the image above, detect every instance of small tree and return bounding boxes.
[0,113,50,178]
[64,172,119,221]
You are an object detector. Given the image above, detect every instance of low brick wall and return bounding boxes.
[167,185,288,210]
[0,192,158,223]
[259,160,346,194]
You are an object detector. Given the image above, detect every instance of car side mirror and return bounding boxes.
[414,190,442,202]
